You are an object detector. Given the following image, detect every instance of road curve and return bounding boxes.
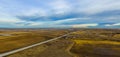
[0,33,72,57]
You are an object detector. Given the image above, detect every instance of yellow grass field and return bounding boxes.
[71,40,120,57]
[1,29,120,57]
[69,29,120,57]
[0,29,69,53]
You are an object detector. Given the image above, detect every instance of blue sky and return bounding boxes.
[0,0,120,28]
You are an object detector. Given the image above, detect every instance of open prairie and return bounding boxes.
[70,29,120,57]
[4,29,120,57]
[0,29,69,53]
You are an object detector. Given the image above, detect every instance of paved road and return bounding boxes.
[0,33,72,57]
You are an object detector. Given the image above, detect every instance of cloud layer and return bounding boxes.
[0,0,120,28]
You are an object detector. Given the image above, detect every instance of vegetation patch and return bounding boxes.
[70,40,120,57]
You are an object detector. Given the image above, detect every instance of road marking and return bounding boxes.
[0,33,71,57]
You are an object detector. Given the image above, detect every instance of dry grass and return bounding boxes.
[0,30,69,53]
[7,44,47,57]
[69,29,120,57]
[2,29,120,57]
[7,39,74,57]
[73,40,120,45]
[71,40,120,57]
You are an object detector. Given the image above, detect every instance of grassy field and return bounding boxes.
[70,40,120,57]
[69,29,120,57]
[7,39,74,57]
[1,29,120,57]
[0,29,69,53]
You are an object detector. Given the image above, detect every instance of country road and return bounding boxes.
[0,32,72,57]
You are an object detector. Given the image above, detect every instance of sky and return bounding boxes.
[0,0,120,28]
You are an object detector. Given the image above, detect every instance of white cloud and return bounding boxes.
[28,22,43,26]
[0,18,23,23]
[105,23,120,26]
[18,8,48,17]
[72,24,98,28]
[76,0,120,15]
[0,15,31,27]
[54,17,91,24]
[0,0,120,28]
[49,0,72,15]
